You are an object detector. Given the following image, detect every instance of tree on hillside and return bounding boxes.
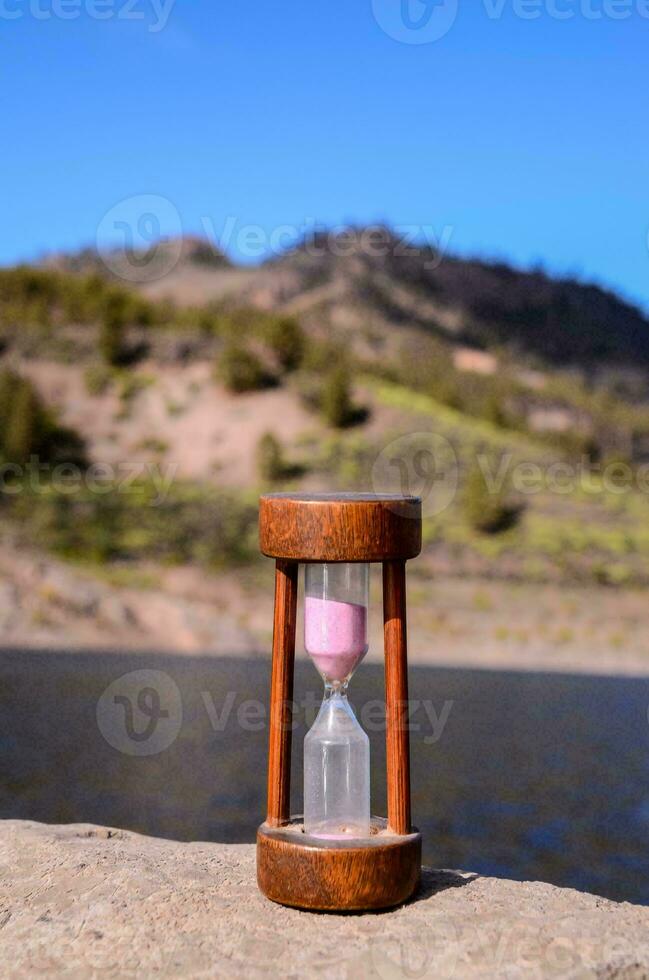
[0,370,86,469]
[0,369,19,435]
[265,317,305,373]
[256,432,285,482]
[462,456,522,535]
[100,292,128,366]
[2,376,45,465]
[218,344,270,393]
[321,364,356,428]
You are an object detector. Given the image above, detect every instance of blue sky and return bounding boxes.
[2,0,648,309]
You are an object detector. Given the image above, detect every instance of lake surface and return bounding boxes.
[1,648,648,905]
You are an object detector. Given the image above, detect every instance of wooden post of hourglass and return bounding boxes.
[257,493,423,912]
[266,559,298,828]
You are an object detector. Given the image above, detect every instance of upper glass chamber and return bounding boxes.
[304,563,369,685]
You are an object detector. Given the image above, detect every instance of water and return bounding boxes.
[1,648,648,905]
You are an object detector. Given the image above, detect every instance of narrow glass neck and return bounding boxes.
[324,680,349,700]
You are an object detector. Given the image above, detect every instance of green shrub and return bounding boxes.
[0,368,18,435]
[136,437,169,455]
[257,432,285,482]
[100,292,128,366]
[462,456,521,535]
[321,364,359,428]
[265,317,305,372]
[218,344,270,393]
[6,482,259,568]
[196,310,222,335]
[3,377,45,464]
[0,369,86,467]
[0,267,159,334]
[119,372,153,404]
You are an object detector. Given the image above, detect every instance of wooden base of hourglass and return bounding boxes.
[258,494,423,913]
[257,818,422,912]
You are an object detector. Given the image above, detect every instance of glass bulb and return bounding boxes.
[303,563,370,839]
[304,563,369,685]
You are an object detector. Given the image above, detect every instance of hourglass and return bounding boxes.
[257,493,422,912]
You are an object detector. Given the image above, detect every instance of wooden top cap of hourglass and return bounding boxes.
[259,493,422,562]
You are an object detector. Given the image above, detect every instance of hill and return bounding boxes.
[120,227,649,373]
[1,252,649,659]
[48,227,649,372]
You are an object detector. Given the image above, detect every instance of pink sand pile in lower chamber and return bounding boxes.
[304,596,368,682]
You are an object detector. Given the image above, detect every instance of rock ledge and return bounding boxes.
[1,820,648,978]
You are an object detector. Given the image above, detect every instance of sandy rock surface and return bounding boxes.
[1,821,648,978]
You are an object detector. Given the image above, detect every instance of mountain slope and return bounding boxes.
[117,228,649,371]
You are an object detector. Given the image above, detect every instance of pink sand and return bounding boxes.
[304,596,368,682]
[313,832,357,840]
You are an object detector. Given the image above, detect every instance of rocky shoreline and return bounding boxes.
[1,820,648,978]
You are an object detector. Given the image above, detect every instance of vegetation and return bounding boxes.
[0,267,157,331]
[84,364,113,396]
[6,258,649,590]
[0,481,259,568]
[99,291,128,366]
[427,256,649,367]
[320,363,367,428]
[257,432,286,482]
[462,456,522,535]
[0,369,85,467]
[385,336,649,463]
[218,344,271,393]
[321,364,353,427]
[4,264,643,465]
[264,317,305,373]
